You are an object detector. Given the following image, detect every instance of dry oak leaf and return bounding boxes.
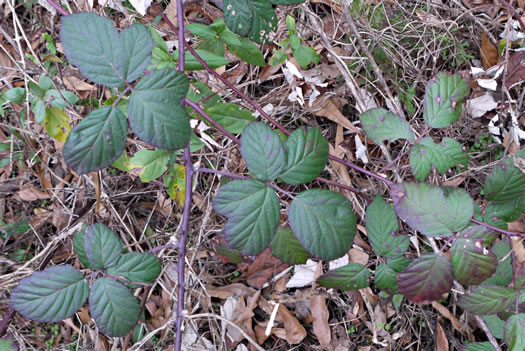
[278,304,307,344]
[14,183,50,201]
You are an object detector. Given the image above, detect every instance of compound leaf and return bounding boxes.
[280,126,328,185]
[9,265,88,323]
[204,103,255,134]
[270,226,310,265]
[84,223,122,270]
[359,108,414,145]
[410,137,468,181]
[129,149,170,183]
[107,252,161,283]
[228,37,265,67]
[240,122,286,180]
[317,263,371,290]
[458,285,515,315]
[485,158,525,204]
[505,313,525,351]
[128,69,190,150]
[89,277,141,337]
[61,13,153,87]
[224,0,276,43]
[289,189,356,260]
[63,106,127,174]
[375,264,399,295]
[483,240,512,286]
[365,195,408,258]
[451,233,497,286]
[397,254,453,303]
[390,182,474,237]
[424,72,469,128]
[213,179,279,255]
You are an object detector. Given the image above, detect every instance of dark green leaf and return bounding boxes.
[387,256,412,273]
[63,106,127,174]
[359,108,414,145]
[292,45,320,69]
[228,37,265,67]
[61,13,153,87]
[240,122,286,180]
[410,137,468,181]
[397,254,453,303]
[270,0,305,3]
[186,23,217,39]
[390,182,474,237]
[219,29,241,47]
[365,195,408,258]
[317,263,371,290]
[289,189,356,260]
[483,240,512,286]
[458,285,515,315]
[9,265,88,322]
[504,313,525,351]
[73,223,90,268]
[423,72,469,128]
[5,87,26,103]
[107,252,161,283]
[451,232,497,286]
[270,227,310,265]
[213,179,280,255]
[457,225,499,246]
[223,0,277,44]
[375,264,398,295]
[204,103,255,134]
[89,278,141,336]
[84,223,122,270]
[485,197,525,223]
[128,69,190,150]
[485,158,525,204]
[280,126,328,185]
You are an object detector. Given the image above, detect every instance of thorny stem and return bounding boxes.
[112,85,131,108]
[196,167,251,179]
[174,0,192,350]
[183,97,241,144]
[46,0,69,16]
[0,309,15,338]
[471,218,525,238]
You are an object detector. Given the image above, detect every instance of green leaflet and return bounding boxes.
[451,233,497,286]
[485,157,525,204]
[270,227,310,265]
[63,106,127,174]
[410,137,468,181]
[375,264,399,295]
[84,223,123,270]
[9,265,88,323]
[240,122,286,180]
[288,189,356,260]
[423,72,470,128]
[317,263,371,290]
[72,223,90,268]
[60,13,153,87]
[107,252,161,283]
[280,126,329,185]
[89,278,141,337]
[483,240,512,286]
[204,103,255,134]
[223,0,276,44]
[359,108,414,145]
[365,195,408,258]
[213,179,280,255]
[129,149,171,182]
[458,285,515,315]
[505,313,525,351]
[128,69,190,150]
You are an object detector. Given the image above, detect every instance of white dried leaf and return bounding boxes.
[329,255,349,270]
[355,135,368,164]
[466,93,498,118]
[477,79,497,91]
[286,259,318,288]
[129,0,152,15]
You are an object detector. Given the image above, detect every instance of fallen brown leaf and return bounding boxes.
[431,301,461,332]
[246,248,289,289]
[436,321,449,351]
[481,32,498,69]
[311,294,331,345]
[312,97,360,133]
[15,183,50,201]
[278,305,307,344]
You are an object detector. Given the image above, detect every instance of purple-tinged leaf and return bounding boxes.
[240,122,286,181]
[458,285,515,315]
[451,233,497,286]
[359,108,414,145]
[9,265,88,323]
[213,179,279,255]
[504,313,525,351]
[424,72,469,128]
[390,182,473,237]
[289,189,356,260]
[84,223,122,270]
[365,195,408,258]
[317,263,371,290]
[270,227,310,265]
[397,254,453,303]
